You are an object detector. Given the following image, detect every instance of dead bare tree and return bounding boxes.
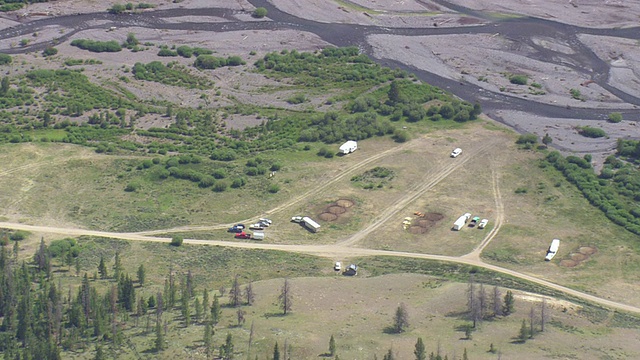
[245,281,255,306]
[478,283,487,320]
[467,276,481,327]
[492,286,502,317]
[278,278,292,315]
[236,308,246,327]
[529,306,536,338]
[540,298,548,332]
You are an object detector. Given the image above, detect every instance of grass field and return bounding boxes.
[11,234,640,360]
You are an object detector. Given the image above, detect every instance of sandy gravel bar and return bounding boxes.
[446,0,640,28]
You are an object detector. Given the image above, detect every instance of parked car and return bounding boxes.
[259,218,272,225]
[227,224,245,233]
[249,223,265,230]
[234,232,251,239]
[469,216,480,227]
[334,262,342,271]
[451,148,462,158]
[258,220,270,227]
[478,219,489,229]
[291,216,303,223]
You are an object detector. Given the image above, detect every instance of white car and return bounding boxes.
[334,262,342,271]
[478,219,489,229]
[259,218,272,225]
[451,148,462,158]
[291,216,303,223]
[249,223,265,230]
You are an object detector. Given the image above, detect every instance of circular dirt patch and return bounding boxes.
[579,246,597,255]
[570,253,587,262]
[336,199,354,208]
[417,219,435,228]
[328,205,346,215]
[560,259,577,267]
[319,212,337,221]
[424,212,444,221]
[409,226,426,234]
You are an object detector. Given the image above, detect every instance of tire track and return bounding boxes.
[462,162,504,260]
[338,139,501,247]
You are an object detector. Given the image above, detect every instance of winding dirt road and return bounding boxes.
[1,221,639,314]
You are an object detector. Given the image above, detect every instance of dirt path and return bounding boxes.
[462,161,505,260]
[1,220,639,314]
[136,140,413,236]
[338,138,501,247]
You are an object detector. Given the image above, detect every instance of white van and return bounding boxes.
[451,148,462,158]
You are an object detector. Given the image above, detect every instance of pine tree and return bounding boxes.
[383,348,395,360]
[393,303,409,333]
[211,294,221,325]
[414,337,426,360]
[518,319,529,343]
[222,333,234,360]
[98,256,108,279]
[137,264,145,286]
[113,252,122,280]
[154,319,164,351]
[503,290,515,316]
[195,297,203,323]
[202,289,210,323]
[462,348,468,360]
[329,334,336,356]
[273,341,280,360]
[94,344,106,360]
[204,321,214,359]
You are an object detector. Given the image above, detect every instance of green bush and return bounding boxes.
[514,187,528,194]
[42,47,58,57]
[253,7,268,18]
[393,129,409,143]
[509,75,528,85]
[125,182,140,192]
[268,184,280,193]
[108,3,126,14]
[9,231,29,241]
[213,181,228,192]
[71,39,122,52]
[158,48,178,57]
[0,54,12,65]
[570,88,583,101]
[577,126,606,138]
[287,94,307,104]
[516,134,538,144]
[608,112,623,123]
[49,238,79,258]
[170,236,183,246]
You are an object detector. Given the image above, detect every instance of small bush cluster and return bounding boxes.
[194,55,245,70]
[71,39,122,52]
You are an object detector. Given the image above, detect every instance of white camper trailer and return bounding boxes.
[452,213,472,231]
[339,140,358,154]
[302,216,321,232]
[545,239,560,261]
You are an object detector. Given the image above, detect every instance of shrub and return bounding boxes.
[287,94,307,104]
[509,74,528,85]
[170,236,183,246]
[71,39,122,52]
[516,134,538,144]
[515,187,528,194]
[176,46,193,58]
[393,129,409,143]
[231,177,246,188]
[577,126,606,138]
[608,112,623,123]
[125,182,140,192]
[158,48,178,57]
[268,184,280,193]
[253,7,268,18]
[570,88,583,101]
[108,3,126,14]
[213,181,228,192]
[42,47,58,57]
[49,238,79,258]
[10,231,29,241]
[0,54,11,65]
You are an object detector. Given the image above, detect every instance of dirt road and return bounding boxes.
[1,220,639,315]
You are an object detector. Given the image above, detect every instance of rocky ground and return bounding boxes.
[0,0,638,161]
